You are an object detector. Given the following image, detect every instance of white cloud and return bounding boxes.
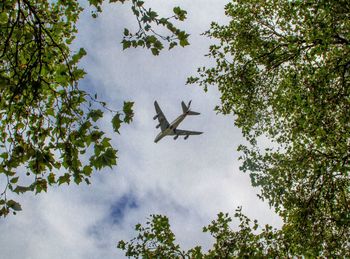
[1,1,282,258]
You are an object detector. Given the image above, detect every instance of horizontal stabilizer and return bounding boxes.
[187,111,200,115]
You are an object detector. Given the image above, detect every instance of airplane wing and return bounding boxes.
[154,101,169,131]
[171,129,203,135]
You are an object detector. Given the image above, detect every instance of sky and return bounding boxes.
[0,1,282,258]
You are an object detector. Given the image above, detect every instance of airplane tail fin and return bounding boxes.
[181,101,188,113]
[182,100,200,115]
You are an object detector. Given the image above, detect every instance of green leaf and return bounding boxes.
[35,179,48,193]
[88,109,103,122]
[112,113,122,133]
[48,173,56,185]
[123,28,129,36]
[73,174,82,185]
[90,148,117,170]
[123,101,134,124]
[0,12,8,24]
[169,42,177,50]
[58,174,71,185]
[179,38,189,47]
[136,1,144,7]
[7,200,22,211]
[122,40,131,50]
[151,48,159,55]
[173,7,187,21]
[83,165,93,176]
[71,48,87,64]
[10,177,19,184]
[13,185,30,194]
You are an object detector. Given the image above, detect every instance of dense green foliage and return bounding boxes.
[0,0,188,216]
[120,0,350,257]
[118,209,290,258]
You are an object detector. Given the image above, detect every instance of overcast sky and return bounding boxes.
[0,1,282,258]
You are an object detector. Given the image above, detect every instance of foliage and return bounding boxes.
[120,0,350,257]
[187,0,350,256]
[0,0,188,217]
[119,208,350,258]
[119,0,189,55]
[117,214,190,258]
[118,208,303,258]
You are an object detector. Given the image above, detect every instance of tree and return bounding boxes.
[0,0,189,216]
[120,0,350,257]
[118,209,293,258]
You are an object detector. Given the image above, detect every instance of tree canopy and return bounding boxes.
[118,209,291,258]
[0,0,188,216]
[120,0,350,257]
[1,0,349,256]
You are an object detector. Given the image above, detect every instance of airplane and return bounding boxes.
[153,100,203,143]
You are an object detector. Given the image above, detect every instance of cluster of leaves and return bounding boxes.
[119,0,189,55]
[0,0,119,216]
[118,208,320,258]
[120,0,349,257]
[118,214,190,258]
[0,0,188,217]
[89,0,189,55]
[187,0,350,256]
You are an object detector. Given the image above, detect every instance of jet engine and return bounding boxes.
[156,124,161,128]
[173,135,179,140]
[153,114,159,120]
[184,135,189,140]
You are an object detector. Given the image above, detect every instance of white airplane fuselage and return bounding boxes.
[154,113,187,143]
